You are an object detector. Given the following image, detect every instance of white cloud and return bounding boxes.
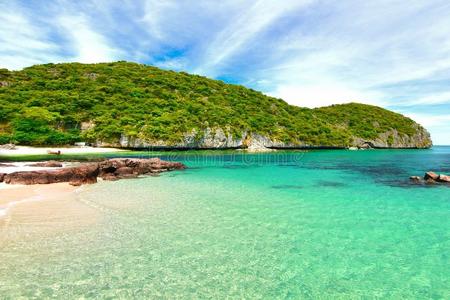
[58,15,119,63]
[141,0,176,40]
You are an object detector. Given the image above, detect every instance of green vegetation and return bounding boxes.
[0,62,427,147]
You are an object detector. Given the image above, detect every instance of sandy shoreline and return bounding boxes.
[0,145,124,156]
[0,182,102,241]
[0,183,78,217]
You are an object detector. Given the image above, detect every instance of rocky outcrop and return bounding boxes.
[4,163,99,186]
[98,158,185,180]
[100,129,302,151]
[3,158,185,186]
[95,125,432,151]
[96,124,431,150]
[424,171,439,181]
[25,161,63,167]
[410,171,450,185]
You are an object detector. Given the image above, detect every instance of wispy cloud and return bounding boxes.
[0,2,61,69]
[194,0,313,76]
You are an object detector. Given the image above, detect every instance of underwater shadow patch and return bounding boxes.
[315,180,347,187]
[222,164,261,169]
[271,185,304,190]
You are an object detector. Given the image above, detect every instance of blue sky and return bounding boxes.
[1,0,449,144]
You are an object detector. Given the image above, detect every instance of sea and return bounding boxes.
[0,147,449,298]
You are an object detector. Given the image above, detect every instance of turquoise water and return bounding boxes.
[1,147,449,298]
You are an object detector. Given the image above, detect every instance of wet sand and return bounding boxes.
[0,183,101,243]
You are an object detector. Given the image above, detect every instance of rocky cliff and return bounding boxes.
[96,125,432,151]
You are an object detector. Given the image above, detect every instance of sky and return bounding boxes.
[1,0,449,144]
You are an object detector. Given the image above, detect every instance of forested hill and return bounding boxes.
[0,62,431,149]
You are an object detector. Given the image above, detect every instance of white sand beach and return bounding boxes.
[0,146,124,156]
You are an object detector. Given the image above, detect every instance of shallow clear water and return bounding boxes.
[1,147,449,298]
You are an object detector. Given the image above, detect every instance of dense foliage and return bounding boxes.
[0,62,422,146]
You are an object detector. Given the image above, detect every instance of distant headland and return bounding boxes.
[0,62,432,151]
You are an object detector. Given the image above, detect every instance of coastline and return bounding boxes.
[0,183,78,220]
[0,146,125,157]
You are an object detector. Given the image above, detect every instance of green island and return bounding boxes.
[0,61,432,149]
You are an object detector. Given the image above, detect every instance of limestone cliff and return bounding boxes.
[95,124,432,151]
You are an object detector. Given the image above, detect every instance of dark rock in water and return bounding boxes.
[4,163,99,185]
[0,173,5,182]
[409,176,421,182]
[438,174,450,183]
[424,171,439,181]
[25,161,63,168]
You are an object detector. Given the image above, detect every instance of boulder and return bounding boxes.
[438,174,450,183]
[25,161,63,168]
[424,171,439,181]
[0,173,5,182]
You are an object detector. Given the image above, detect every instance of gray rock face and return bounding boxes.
[351,126,432,149]
[95,124,432,150]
